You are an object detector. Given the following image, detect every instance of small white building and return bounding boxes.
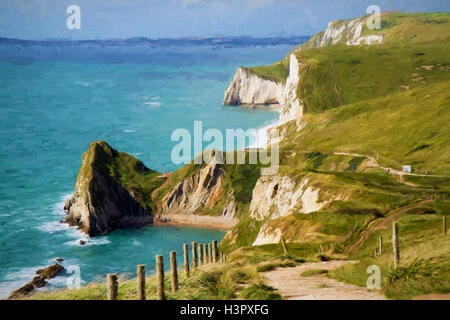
[402,165,412,173]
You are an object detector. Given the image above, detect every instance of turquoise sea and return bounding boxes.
[0,41,294,297]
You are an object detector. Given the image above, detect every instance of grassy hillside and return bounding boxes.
[218,12,450,299]
[295,42,450,113]
[299,12,450,49]
[247,59,290,84]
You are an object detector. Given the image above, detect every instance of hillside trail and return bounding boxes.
[347,199,431,254]
[150,173,171,212]
[263,260,385,300]
[332,151,446,178]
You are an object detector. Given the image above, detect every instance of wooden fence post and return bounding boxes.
[281,236,288,255]
[198,243,204,266]
[106,274,118,300]
[183,244,190,277]
[170,251,178,292]
[378,236,383,256]
[212,240,218,263]
[137,264,145,300]
[221,252,224,263]
[392,222,400,269]
[443,216,447,236]
[156,255,165,300]
[192,242,197,269]
[203,244,208,264]
[208,243,212,263]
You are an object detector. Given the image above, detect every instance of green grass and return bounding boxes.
[283,81,450,174]
[28,252,294,300]
[329,203,450,299]
[239,283,282,300]
[300,269,329,277]
[294,41,450,113]
[76,141,163,210]
[299,12,450,49]
[247,59,290,84]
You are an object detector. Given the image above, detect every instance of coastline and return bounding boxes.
[154,214,238,231]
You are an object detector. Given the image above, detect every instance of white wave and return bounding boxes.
[0,265,45,299]
[249,121,279,148]
[37,220,70,233]
[123,129,136,133]
[144,101,161,107]
[131,239,143,246]
[37,192,73,233]
[64,236,111,247]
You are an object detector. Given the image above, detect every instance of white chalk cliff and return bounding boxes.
[223,67,284,106]
[299,17,383,49]
[279,54,303,127]
[249,176,330,221]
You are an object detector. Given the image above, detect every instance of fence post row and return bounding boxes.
[106,239,223,300]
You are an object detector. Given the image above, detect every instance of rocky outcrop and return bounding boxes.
[252,224,283,246]
[64,141,153,236]
[248,175,342,246]
[8,264,64,299]
[249,175,331,221]
[223,67,284,106]
[161,159,236,219]
[279,54,304,127]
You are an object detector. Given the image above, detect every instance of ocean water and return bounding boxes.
[0,42,293,297]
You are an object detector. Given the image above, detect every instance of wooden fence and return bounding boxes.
[106,239,225,300]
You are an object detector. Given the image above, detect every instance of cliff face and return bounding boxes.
[279,54,303,127]
[161,159,236,218]
[299,17,383,49]
[249,175,340,246]
[64,141,156,236]
[249,175,331,221]
[223,67,284,106]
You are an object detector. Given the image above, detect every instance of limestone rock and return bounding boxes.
[8,264,64,299]
[223,67,284,106]
[161,159,226,214]
[64,141,153,236]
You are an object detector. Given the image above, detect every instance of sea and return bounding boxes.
[0,37,306,297]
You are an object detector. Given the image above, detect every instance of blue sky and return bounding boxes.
[0,0,449,40]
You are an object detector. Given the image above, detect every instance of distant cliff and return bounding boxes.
[299,16,383,49]
[64,141,162,236]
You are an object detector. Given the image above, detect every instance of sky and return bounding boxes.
[0,0,449,40]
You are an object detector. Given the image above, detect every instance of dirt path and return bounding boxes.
[333,151,445,178]
[263,261,385,300]
[347,199,431,254]
[150,173,171,213]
